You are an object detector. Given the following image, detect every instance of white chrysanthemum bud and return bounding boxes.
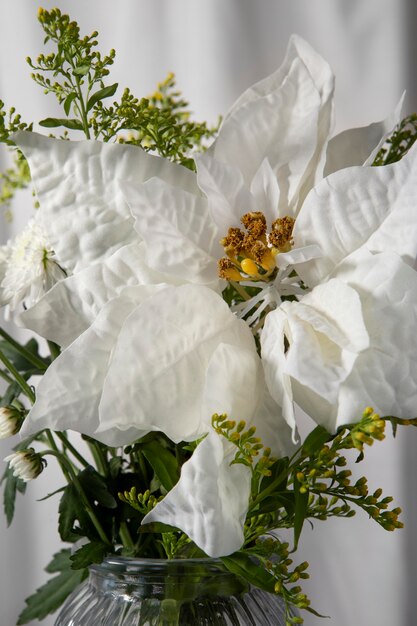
[0,406,25,439]
[4,449,46,482]
[0,215,66,312]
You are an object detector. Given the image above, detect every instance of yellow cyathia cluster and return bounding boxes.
[218,211,295,282]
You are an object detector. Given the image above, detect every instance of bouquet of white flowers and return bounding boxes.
[1,8,417,625]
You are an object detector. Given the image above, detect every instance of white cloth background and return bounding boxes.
[1,1,417,625]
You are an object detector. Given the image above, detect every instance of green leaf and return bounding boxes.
[87,83,118,112]
[141,441,179,491]
[37,485,66,502]
[39,117,84,131]
[72,64,90,76]
[17,549,88,624]
[45,548,73,573]
[78,467,117,509]
[302,425,331,456]
[58,482,94,542]
[0,338,47,373]
[260,457,289,493]
[293,477,309,549]
[1,464,26,526]
[70,540,111,569]
[0,380,21,406]
[63,92,77,116]
[221,552,275,593]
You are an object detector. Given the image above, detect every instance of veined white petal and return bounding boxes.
[142,430,251,557]
[20,285,162,438]
[13,131,198,273]
[328,249,417,427]
[249,158,281,223]
[96,285,257,444]
[294,140,417,286]
[19,242,172,348]
[280,280,368,404]
[122,178,221,288]
[210,35,334,211]
[195,153,254,234]
[261,308,297,435]
[211,57,322,203]
[202,342,264,427]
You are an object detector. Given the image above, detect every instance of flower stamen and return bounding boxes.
[218,212,295,282]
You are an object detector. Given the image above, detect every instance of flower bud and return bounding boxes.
[4,449,46,482]
[0,406,25,439]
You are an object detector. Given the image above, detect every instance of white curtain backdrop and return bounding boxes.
[1,2,417,625]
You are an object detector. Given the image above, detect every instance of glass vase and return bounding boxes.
[54,556,297,625]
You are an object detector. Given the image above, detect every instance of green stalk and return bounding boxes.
[0,348,35,403]
[0,368,14,386]
[56,432,90,469]
[74,75,91,138]
[119,521,135,551]
[0,328,47,371]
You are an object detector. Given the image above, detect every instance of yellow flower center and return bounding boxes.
[218,212,295,282]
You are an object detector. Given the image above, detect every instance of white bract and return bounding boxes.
[8,35,412,557]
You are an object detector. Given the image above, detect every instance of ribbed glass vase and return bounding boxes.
[54,556,297,625]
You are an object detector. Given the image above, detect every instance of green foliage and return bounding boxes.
[24,7,218,170]
[0,150,31,215]
[17,549,88,624]
[213,407,410,622]
[0,464,26,525]
[373,113,417,165]
[28,7,116,139]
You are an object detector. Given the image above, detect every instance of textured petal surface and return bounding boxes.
[195,154,254,234]
[19,243,172,347]
[329,249,417,427]
[294,141,417,287]
[123,178,221,288]
[211,58,322,203]
[13,131,198,273]
[20,286,151,438]
[96,284,257,444]
[211,35,334,210]
[201,342,264,427]
[142,430,251,557]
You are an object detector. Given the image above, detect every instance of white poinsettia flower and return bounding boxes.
[11,35,411,557]
[0,215,66,314]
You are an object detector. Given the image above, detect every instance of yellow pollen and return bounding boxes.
[218,258,242,281]
[269,216,295,251]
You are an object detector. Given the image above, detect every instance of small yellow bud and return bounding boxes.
[240,258,259,277]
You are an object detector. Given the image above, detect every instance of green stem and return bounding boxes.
[230,280,252,301]
[0,348,35,403]
[119,521,135,551]
[74,75,91,139]
[44,430,73,483]
[0,328,47,371]
[82,436,108,476]
[56,432,90,469]
[0,368,14,386]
